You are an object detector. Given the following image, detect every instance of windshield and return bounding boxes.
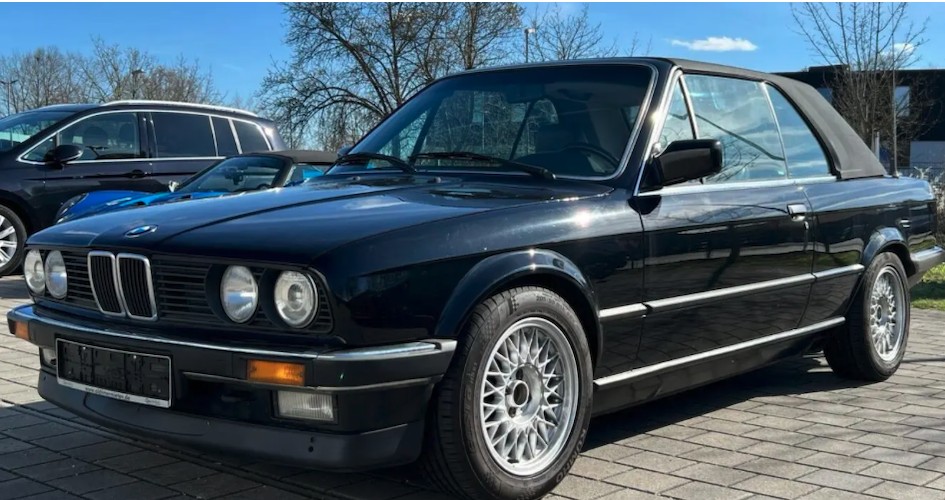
[341,64,653,178]
[0,110,72,153]
[178,155,287,193]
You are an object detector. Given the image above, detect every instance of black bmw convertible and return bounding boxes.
[8,58,943,500]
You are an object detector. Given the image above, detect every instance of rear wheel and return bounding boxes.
[825,252,910,381]
[0,206,26,277]
[423,286,592,500]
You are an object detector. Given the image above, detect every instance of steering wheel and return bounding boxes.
[559,143,620,169]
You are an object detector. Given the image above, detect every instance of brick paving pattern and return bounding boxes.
[1,275,945,499]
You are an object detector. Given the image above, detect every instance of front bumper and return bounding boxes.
[8,305,456,471]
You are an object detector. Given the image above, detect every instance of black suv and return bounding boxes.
[0,100,285,276]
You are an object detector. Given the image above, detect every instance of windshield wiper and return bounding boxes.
[410,151,555,180]
[335,152,416,174]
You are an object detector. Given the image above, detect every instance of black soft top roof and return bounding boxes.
[662,58,886,180]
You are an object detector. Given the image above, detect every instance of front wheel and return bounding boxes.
[825,252,910,381]
[423,286,593,500]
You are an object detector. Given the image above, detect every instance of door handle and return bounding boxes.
[125,169,146,179]
[787,204,808,222]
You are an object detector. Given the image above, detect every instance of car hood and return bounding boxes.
[31,174,612,262]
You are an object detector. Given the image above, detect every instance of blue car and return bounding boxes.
[55,150,335,223]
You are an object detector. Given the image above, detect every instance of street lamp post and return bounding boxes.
[524,27,537,63]
[0,79,16,116]
[891,67,899,177]
[131,69,144,99]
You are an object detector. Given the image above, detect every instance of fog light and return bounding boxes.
[41,348,57,366]
[247,359,304,386]
[277,391,335,422]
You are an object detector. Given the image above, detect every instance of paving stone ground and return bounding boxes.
[1,275,945,499]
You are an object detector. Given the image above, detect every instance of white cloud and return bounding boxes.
[670,36,758,52]
[893,42,915,56]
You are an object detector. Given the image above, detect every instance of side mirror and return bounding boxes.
[167,181,180,192]
[654,139,723,186]
[337,145,352,158]
[46,144,84,166]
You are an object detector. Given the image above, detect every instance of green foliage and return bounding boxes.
[914,263,945,311]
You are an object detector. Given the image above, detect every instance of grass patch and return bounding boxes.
[913,263,945,312]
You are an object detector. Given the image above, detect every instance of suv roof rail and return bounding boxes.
[103,100,259,117]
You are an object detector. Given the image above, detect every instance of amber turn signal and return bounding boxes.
[11,320,28,341]
[246,360,305,386]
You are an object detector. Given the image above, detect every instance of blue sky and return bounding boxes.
[1,2,944,103]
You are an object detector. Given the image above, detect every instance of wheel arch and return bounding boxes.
[861,227,916,277]
[433,249,602,369]
[0,191,35,234]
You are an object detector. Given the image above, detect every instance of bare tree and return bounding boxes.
[0,38,221,116]
[449,3,523,70]
[81,39,219,103]
[0,48,87,114]
[792,2,933,169]
[258,2,523,149]
[135,57,219,103]
[527,4,619,61]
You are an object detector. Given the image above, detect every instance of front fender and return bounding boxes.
[433,249,601,364]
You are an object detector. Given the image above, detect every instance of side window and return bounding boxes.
[212,117,239,157]
[234,121,270,153]
[152,113,216,158]
[26,112,142,162]
[657,81,695,148]
[765,85,832,178]
[685,75,787,182]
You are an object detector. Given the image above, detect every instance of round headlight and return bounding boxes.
[24,250,45,295]
[274,271,318,328]
[44,251,68,299]
[220,266,257,323]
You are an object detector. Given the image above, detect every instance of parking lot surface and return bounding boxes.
[2,275,945,499]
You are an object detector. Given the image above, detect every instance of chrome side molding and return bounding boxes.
[598,265,866,321]
[594,317,845,388]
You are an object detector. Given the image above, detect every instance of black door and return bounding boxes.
[638,184,812,366]
[28,111,165,227]
[636,74,814,368]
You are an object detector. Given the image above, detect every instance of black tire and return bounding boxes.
[422,286,593,500]
[824,252,910,381]
[0,205,26,278]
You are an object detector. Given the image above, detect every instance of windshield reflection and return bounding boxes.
[337,64,653,179]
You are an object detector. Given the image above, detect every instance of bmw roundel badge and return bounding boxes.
[125,225,158,238]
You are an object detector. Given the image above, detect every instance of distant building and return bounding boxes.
[778,65,945,176]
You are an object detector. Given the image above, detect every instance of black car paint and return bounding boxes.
[0,104,283,232]
[10,59,943,471]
